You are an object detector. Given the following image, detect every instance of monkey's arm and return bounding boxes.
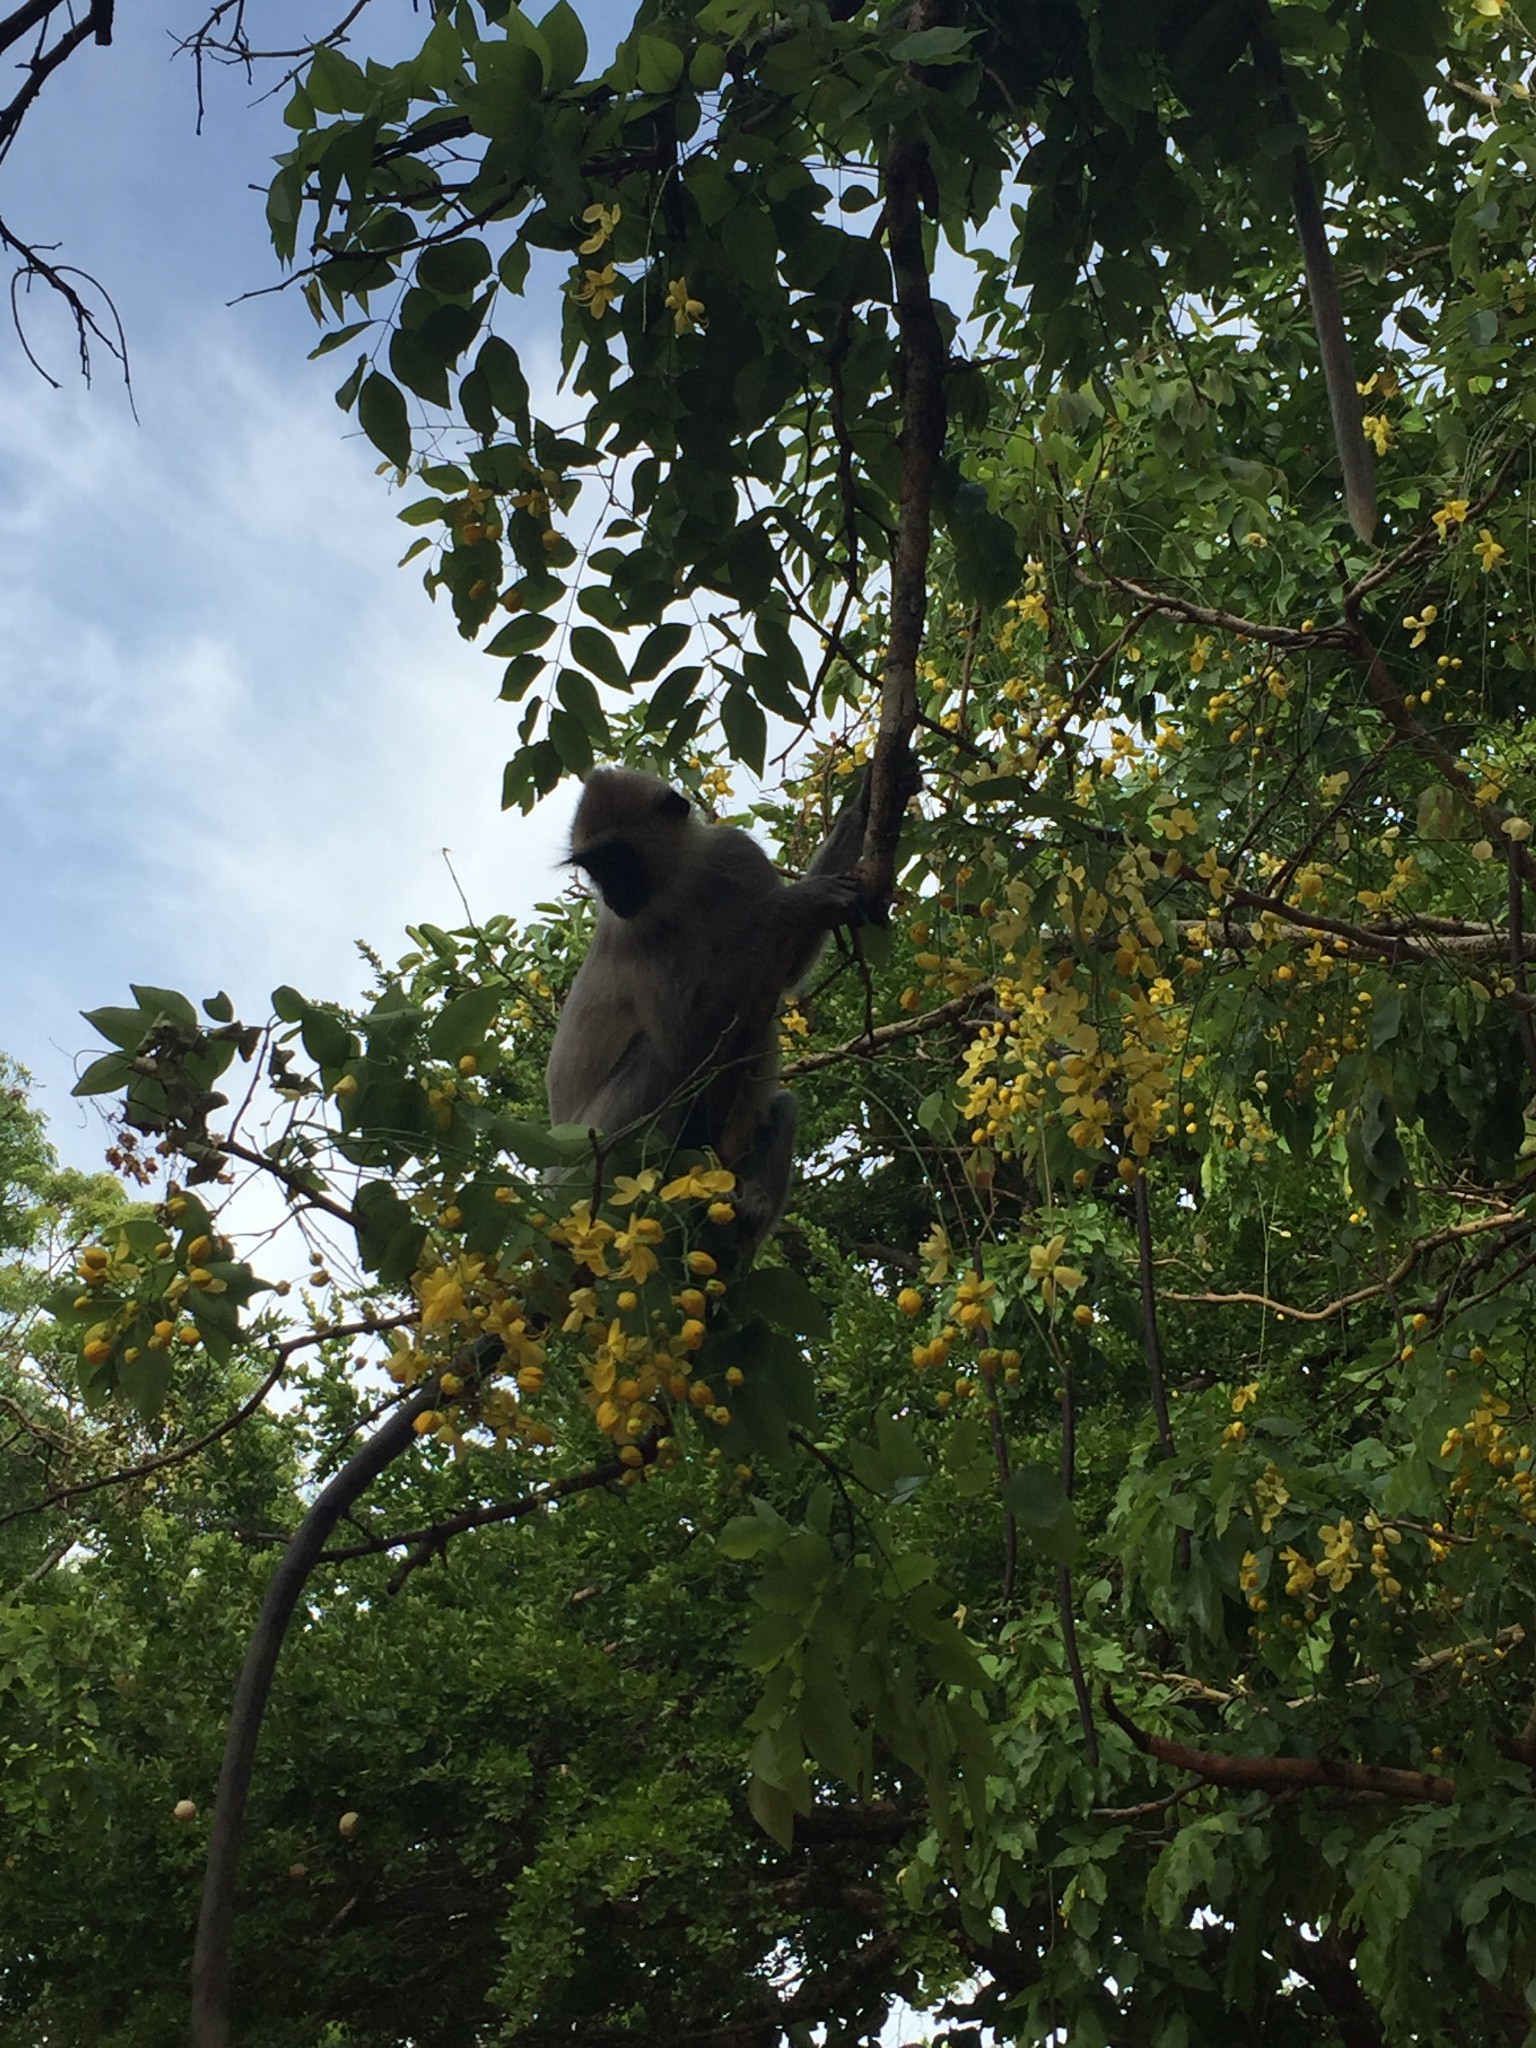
[546,931,673,1133]
[563,1029,683,1138]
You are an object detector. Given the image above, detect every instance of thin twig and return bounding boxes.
[1159,1211,1525,1322]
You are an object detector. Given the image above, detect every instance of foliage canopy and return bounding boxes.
[9,1,1536,2044]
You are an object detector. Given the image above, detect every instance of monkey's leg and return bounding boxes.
[730,1087,799,1254]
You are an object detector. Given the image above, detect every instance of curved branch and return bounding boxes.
[191,1352,480,2047]
[1102,1690,1453,1804]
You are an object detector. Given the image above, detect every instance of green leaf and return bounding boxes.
[417,238,493,297]
[298,1004,356,1071]
[568,625,629,691]
[352,1183,427,1283]
[426,987,503,1058]
[81,1005,150,1052]
[739,1608,805,1670]
[309,319,376,360]
[689,41,726,90]
[717,1511,786,1560]
[486,613,556,658]
[130,985,198,1030]
[888,25,976,61]
[358,372,412,468]
[720,683,767,775]
[641,666,702,733]
[1360,46,1434,176]
[500,653,547,702]
[73,1052,134,1098]
[555,665,610,739]
[475,334,530,423]
[538,0,587,88]
[390,325,451,407]
[635,33,684,92]
[1000,1464,1079,1564]
[334,353,368,412]
[630,622,691,682]
[505,1119,593,1169]
[731,1267,832,1340]
[746,1773,797,1849]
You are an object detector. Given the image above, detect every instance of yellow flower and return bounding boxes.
[417,1264,470,1332]
[1402,603,1438,648]
[1280,1545,1315,1596]
[952,1270,996,1333]
[660,1166,736,1202]
[1361,413,1393,456]
[554,1201,615,1275]
[1231,1381,1260,1413]
[577,201,621,254]
[919,1223,954,1285]
[665,275,705,333]
[1027,1234,1085,1310]
[1188,633,1213,675]
[609,1170,659,1205]
[571,262,620,318]
[1316,1518,1359,1593]
[1431,498,1470,539]
[1473,528,1507,573]
[1254,1463,1290,1535]
[614,1216,665,1284]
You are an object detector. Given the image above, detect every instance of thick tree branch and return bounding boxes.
[1102,1690,1454,1804]
[862,15,944,904]
[192,1343,495,2048]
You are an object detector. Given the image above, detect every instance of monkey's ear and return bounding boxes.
[658,787,691,821]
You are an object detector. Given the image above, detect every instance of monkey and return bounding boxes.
[545,766,876,1251]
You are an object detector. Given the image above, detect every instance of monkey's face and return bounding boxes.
[569,770,693,920]
[571,831,655,918]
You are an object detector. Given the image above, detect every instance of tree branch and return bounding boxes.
[1159,1211,1526,1321]
[191,1339,495,2048]
[1102,1690,1454,1804]
[862,13,944,904]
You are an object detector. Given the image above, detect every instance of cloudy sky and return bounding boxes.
[1,0,633,1169]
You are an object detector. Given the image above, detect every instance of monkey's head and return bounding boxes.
[568,769,694,919]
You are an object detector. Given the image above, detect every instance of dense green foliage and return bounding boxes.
[9,1,1536,2044]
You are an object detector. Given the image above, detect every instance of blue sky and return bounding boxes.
[1,0,633,1168]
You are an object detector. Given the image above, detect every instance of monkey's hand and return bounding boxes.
[782,869,865,934]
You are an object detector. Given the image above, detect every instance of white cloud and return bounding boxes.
[0,323,571,1166]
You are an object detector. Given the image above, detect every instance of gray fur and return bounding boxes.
[546,767,867,1248]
